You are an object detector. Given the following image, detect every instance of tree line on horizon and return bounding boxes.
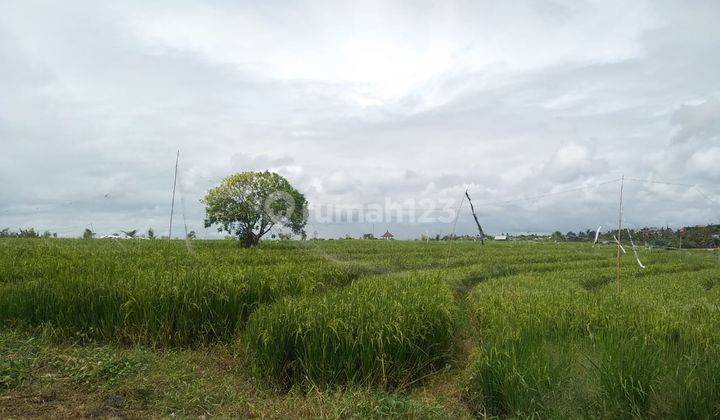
[3,224,718,249]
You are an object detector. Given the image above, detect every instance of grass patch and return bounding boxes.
[245,273,457,389]
[2,239,720,417]
[0,239,357,346]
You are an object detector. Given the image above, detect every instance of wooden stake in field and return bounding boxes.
[616,175,624,291]
[465,190,486,245]
[168,149,180,240]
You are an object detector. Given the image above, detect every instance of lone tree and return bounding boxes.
[202,171,308,247]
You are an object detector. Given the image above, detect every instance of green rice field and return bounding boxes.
[1,238,719,418]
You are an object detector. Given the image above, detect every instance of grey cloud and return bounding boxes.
[671,99,720,145]
[1,0,719,238]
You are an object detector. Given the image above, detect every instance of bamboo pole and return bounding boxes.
[465,189,486,244]
[168,149,179,240]
[616,175,624,292]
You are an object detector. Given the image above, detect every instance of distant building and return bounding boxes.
[381,230,394,239]
[494,235,508,241]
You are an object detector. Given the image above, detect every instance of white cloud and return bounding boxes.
[687,148,720,181]
[1,0,719,238]
[540,142,609,183]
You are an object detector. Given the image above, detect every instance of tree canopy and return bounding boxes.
[202,171,308,247]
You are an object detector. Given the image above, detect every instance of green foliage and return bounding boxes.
[1,228,55,239]
[0,334,37,390]
[340,391,447,418]
[60,351,146,386]
[203,171,308,247]
[18,228,39,238]
[0,357,30,390]
[245,272,457,389]
[680,224,720,248]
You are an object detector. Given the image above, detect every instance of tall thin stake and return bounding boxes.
[616,175,624,291]
[168,149,179,240]
[465,190,486,244]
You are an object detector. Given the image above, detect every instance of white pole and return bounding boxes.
[616,175,624,291]
[168,149,179,240]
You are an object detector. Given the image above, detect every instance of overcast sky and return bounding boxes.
[1,0,719,238]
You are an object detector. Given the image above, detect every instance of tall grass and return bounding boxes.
[0,239,359,345]
[3,237,720,415]
[465,263,720,418]
[244,272,457,389]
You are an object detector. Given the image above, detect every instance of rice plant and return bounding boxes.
[0,239,358,345]
[244,272,457,389]
[465,257,720,418]
[2,236,720,416]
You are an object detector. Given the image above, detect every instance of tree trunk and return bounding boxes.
[239,232,259,247]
